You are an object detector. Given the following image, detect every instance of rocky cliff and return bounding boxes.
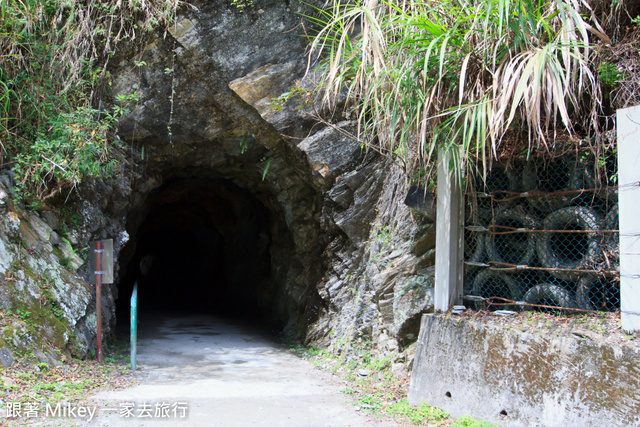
[0,0,436,365]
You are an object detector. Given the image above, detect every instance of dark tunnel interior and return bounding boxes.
[115,177,278,326]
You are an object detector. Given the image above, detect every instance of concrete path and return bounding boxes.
[83,313,398,427]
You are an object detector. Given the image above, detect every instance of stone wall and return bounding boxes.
[409,314,640,426]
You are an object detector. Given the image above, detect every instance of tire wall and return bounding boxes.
[464,153,619,312]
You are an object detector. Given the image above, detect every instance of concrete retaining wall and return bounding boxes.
[408,314,640,426]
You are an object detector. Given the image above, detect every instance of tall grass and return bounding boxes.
[0,0,179,203]
[308,0,609,183]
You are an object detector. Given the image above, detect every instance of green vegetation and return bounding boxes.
[372,223,393,250]
[269,81,318,112]
[1,288,132,404]
[307,0,614,183]
[230,0,254,12]
[291,341,496,426]
[2,259,79,353]
[13,106,121,201]
[387,399,448,425]
[369,223,396,266]
[598,62,625,87]
[0,347,132,405]
[0,0,178,203]
[452,415,499,427]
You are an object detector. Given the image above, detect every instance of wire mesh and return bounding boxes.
[464,149,619,314]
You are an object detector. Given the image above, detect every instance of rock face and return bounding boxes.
[105,0,436,349]
[307,164,436,353]
[0,191,98,361]
[0,0,436,361]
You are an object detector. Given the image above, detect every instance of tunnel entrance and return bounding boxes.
[116,177,280,326]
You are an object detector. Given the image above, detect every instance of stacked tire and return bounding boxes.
[465,157,619,312]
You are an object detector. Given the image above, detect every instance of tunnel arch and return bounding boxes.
[114,169,319,333]
[101,0,335,339]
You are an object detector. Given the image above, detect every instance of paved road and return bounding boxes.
[84,313,398,427]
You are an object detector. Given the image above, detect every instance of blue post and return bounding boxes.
[130,281,138,371]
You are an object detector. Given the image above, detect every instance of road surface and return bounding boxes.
[83,313,398,427]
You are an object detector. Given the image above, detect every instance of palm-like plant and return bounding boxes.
[308,0,609,182]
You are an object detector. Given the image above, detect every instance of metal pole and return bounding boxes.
[96,241,103,363]
[130,281,138,370]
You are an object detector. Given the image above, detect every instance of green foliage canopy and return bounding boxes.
[0,0,178,202]
[308,0,611,182]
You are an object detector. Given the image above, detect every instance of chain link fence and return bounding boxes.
[464,149,619,314]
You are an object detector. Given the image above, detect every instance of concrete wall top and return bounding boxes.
[408,314,640,426]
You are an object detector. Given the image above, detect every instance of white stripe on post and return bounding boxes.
[618,104,640,332]
[435,149,464,312]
